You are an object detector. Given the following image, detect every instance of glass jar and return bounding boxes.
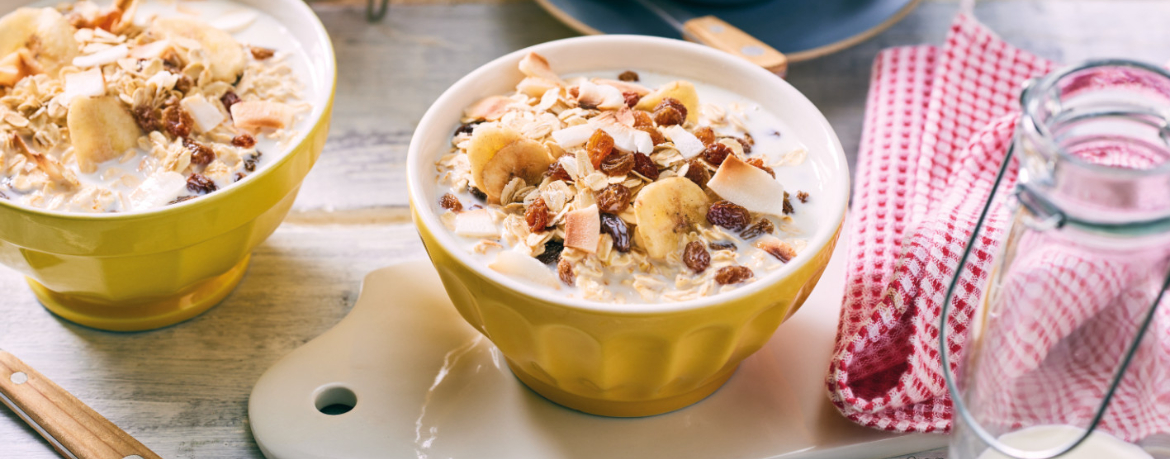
[942,59,1170,459]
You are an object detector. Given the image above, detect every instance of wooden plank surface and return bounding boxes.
[2,0,1170,457]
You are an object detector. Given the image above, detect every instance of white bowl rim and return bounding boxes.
[408,34,849,315]
[0,0,336,220]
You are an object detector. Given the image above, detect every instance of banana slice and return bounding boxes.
[149,17,245,83]
[480,138,552,204]
[467,124,521,191]
[0,8,78,78]
[634,80,700,124]
[633,177,710,259]
[68,95,142,174]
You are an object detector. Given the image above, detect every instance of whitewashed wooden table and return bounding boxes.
[2,0,1169,457]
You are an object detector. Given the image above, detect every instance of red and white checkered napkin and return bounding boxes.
[824,12,1170,436]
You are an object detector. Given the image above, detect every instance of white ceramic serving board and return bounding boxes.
[248,229,947,459]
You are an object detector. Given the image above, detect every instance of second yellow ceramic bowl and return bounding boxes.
[0,0,336,332]
[408,36,848,417]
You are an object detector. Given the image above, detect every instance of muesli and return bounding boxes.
[435,53,813,303]
[0,0,308,212]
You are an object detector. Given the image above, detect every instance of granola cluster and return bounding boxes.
[0,0,307,212]
[436,52,810,303]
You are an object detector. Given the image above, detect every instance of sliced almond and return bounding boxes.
[489,249,560,289]
[231,100,293,132]
[756,235,797,262]
[181,94,226,133]
[464,95,513,121]
[707,155,787,216]
[564,204,600,253]
[454,208,498,237]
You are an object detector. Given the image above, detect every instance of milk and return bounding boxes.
[975,425,1153,459]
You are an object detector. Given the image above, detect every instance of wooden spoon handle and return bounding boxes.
[0,350,162,459]
[682,15,789,77]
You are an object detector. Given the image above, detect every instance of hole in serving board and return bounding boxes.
[314,385,357,416]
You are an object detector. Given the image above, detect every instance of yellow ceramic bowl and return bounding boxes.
[408,36,848,417]
[0,0,336,332]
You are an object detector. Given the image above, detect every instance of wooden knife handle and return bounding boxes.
[682,15,789,77]
[0,351,162,459]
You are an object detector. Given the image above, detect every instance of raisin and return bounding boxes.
[439,193,462,212]
[232,134,256,148]
[537,240,565,264]
[249,46,275,60]
[599,213,631,252]
[132,104,160,133]
[220,91,241,117]
[455,121,481,136]
[618,70,639,82]
[684,241,710,273]
[738,134,754,154]
[547,162,573,182]
[745,158,774,177]
[632,111,654,128]
[707,200,751,231]
[175,75,193,94]
[797,191,809,203]
[558,258,575,286]
[623,91,641,108]
[526,197,550,232]
[244,151,262,172]
[653,99,685,127]
[715,266,754,285]
[586,129,614,169]
[702,142,733,166]
[596,184,631,214]
[709,241,737,251]
[684,159,710,188]
[167,195,196,205]
[162,105,193,138]
[632,153,659,180]
[469,186,488,201]
[740,218,775,240]
[184,138,215,166]
[783,192,794,215]
[694,127,716,146]
[599,150,634,177]
[186,173,217,194]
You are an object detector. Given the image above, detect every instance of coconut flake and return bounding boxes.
[708,155,787,216]
[593,78,651,96]
[209,10,258,33]
[564,204,600,253]
[489,249,560,289]
[663,125,704,158]
[62,68,106,104]
[550,123,595,148]
[576,80,625,110]
[72,44,128,68]
[181,94,226,133]
[129,172,186,210]
[231,100,293,132]
[454,209,498,237]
